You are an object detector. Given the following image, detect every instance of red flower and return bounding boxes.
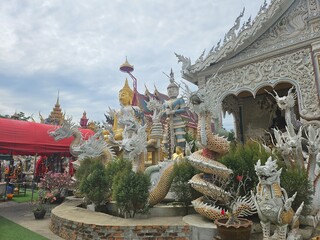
[221,209,225,216]
[236,175,243,182]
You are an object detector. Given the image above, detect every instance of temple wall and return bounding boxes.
[207,48,319,120]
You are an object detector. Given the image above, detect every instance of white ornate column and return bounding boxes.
[311,41,320,99]
[308,0,320,99]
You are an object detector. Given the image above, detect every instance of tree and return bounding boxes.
[0,111,31,121]
[79,161,110,206]
[112,169,150,218]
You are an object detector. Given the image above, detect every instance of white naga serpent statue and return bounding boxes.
[269,87,320,214]
[49,118,115,169]
[50,114,180,207]
[182,77,256,220]
[268,86,320,130]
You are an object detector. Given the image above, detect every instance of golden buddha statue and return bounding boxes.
[105,79,140,141]
[119,79,133,107]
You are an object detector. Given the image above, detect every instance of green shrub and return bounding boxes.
[280,168,314,214]
[227,130,235,142]
[171,159,201,214]
[105,158,133,189]
[219,141,271,193]
[112,170,150,218]
[79,161,110,206]
[74,157,95,183]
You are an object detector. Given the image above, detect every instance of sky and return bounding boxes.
[0,0,269,130]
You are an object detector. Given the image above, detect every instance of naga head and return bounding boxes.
[121,125,147,160]
[188,89,207,114]
[273,87,297,110]
[48,118,75,141]
[255,157,282,185]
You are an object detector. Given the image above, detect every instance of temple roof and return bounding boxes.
[48,93,64,125]
[176,0,296,80]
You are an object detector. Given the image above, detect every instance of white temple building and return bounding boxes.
[177,0,320,142]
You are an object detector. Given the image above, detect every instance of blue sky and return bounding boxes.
[0,0,269,130]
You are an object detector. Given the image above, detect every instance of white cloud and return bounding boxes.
[0,0,268,127]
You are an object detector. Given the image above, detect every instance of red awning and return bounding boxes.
[0,118,94,156]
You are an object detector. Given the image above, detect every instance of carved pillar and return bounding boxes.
[312,41,320,100]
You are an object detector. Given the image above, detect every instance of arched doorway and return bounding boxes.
[221,82,298,143]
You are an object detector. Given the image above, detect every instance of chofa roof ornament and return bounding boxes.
[175,0,286,75]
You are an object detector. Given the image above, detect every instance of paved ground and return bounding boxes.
[0,200,63,240]
[0,200,319,240]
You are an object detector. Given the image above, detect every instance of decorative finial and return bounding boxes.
[120,57,134,73]
[56,90,60,104]
[169,68,174,83]
[164,69,178,90]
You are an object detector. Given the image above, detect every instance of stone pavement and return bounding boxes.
[0,199,319,240]
[0,200,63,240]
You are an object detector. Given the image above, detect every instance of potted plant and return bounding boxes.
[39,171,75,204]
[31,189,47,219]
[205,174,256,240]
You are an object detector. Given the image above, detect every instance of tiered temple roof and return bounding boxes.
[47,94,64,125]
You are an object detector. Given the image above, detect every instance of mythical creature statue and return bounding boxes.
[181,74,255,220]
[174,52,191,74]
[108,118,178,207]
[76,130,115,166]
[252,157,304,240]
[146,160,176,206]
[49,118,115,169]
[269,87,320,130]
[105,96,180,206]
[49,118,84,158]
[269,87,320,213]
[104,103,147,174]
[121,125,147,173]
[272,123,320,212]
[268,87,302,130]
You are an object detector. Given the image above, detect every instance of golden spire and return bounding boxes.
[48,91,64,125]
[56,90,60,105]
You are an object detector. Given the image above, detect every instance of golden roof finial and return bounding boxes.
[120,57,134,72]
[56,90,60,105]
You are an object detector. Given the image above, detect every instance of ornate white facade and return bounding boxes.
[177,0,320,140]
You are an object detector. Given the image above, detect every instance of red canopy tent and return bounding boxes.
[0,118,94,156]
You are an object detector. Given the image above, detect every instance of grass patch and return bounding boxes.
[11,189,39,203]
[0,215,48,240]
